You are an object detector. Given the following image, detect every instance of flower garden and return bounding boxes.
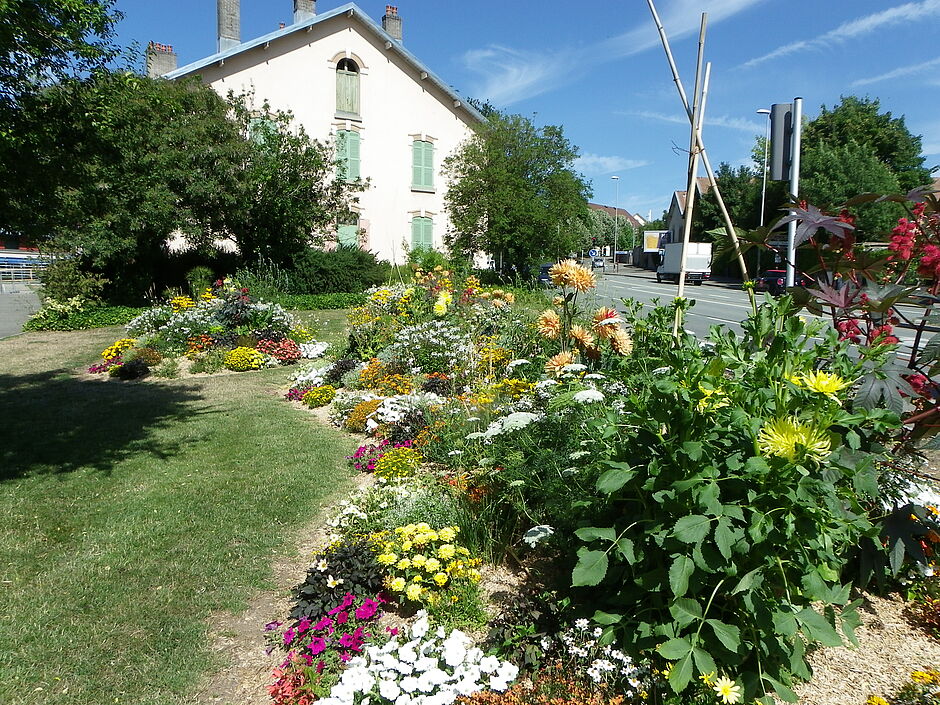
[79,196,940,705]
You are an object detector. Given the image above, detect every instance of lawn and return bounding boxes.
[0,314,354,705]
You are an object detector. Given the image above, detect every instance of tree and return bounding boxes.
[443,111,591,273]
[0,0,121,114]
[803,96,931,193]
[692,162,763,238]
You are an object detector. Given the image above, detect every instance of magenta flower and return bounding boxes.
[334,610,349,626]
[355,598,380,620]
[313,616,333,632]
[296,617,311,633]
[308,637,327,656]
[283,627,296,646]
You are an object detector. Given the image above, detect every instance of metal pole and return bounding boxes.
[758,109,770,227]
[785,97,802,288]
[612,175,620,271]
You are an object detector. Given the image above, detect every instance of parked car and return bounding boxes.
[536,263,554,287]
[753,269,810,296]
[591,257,605,270]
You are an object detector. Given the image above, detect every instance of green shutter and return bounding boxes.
[336,131,348,179]
[347,131,360,181]
[423,217,433,248]
[412,141,434,190]
[338,224,358,247]
[336,70,359,115]
[412,216,433,249]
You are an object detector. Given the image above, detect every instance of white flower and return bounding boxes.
[326,575,344,588]
[560,363,587,374]
[652,366,670,375]
[574,618,590,630]
[315,559,328,572]
[522,525,555,547]
[447,450,463,456]
[584,373,606,380]
[411,611,430,639]
[506,359,530,370]
[573,389,605,404]
[300,341,329,358]
[568,450,590,460]
[380,679,402,700]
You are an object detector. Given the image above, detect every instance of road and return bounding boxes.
[0,280,40,339]
[588,266,922,353]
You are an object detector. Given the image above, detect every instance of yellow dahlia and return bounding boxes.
[537,309,562,339]
[569,324,596,349]
[591,307,622,338]
[552,295,565,307]
[800,370,852,401]
[608,327,634,356]
[545,351,576,377]
[757,417,831,464]
[549,259,597,292]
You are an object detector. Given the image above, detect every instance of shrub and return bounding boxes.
[302,385,336,408]
[376,373,413,396]
[38,258,108,303]
[257,338,302,364]
[23,304,147,332]
[128,347,163,366]
[223,346,265,371]
[344,399,382,433]
[152,358,180,379]
[373,445,422,481]
[291,246,390,294]
[190,349,227,374]
[324,358,361,386]
[110,359,150,380]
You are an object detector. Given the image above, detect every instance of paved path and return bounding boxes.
[0,281,40,339]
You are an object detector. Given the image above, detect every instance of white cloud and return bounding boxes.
[851,56,940,86]
[740,0,940,69]
[629,110,763,133]
[462,0,764,106]
[574,154,650,175]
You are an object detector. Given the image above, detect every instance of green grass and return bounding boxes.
[0,324,357,704]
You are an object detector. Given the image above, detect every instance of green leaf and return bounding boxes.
[596,464,635,494]
[763,674,798,703]
[772,609,798,637]
[691,647,717,677]
[575,526,616,543]
[796,607,844,647]
[714,517,734,560]
[674,515,712,544]
[706,618,742,652]
[658,637,693,659]
[669,555,694,597]
[731,567,763,594]
[845,429,861,450]
[616,537,636,563]
[572,547,608,587]
[682,441,703,461]
[669,597,703,627]
[668,652,694,693]
[592,610,623,625]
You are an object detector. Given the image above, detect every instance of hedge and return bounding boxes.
[23,306,147,332]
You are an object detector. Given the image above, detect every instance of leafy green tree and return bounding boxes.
[692,163,763,238]
[443,111,591,273]
[803,96,931,192]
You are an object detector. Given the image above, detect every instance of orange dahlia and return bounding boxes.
[609,327,634,356]
[569,324,596,350]
[545,351,576,377]
[549,259,596,292]
[537,309,562,339]
[591,307,623,339]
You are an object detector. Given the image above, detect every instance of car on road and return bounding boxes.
[536,263,554,287]
[753,269,810,296]
[591,257,605,270]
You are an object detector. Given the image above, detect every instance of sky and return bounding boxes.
[114,0,940,221]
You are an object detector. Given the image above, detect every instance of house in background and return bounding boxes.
[665,177,710,245]
[149,1,483,264]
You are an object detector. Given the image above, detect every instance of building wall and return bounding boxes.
[188,17,476,264]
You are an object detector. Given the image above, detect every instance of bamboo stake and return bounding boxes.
[647,0,757,315]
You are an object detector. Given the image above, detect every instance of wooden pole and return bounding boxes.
[647,0,756,315]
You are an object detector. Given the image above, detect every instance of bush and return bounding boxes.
[152,358,180,379]
[277,292,366,310]
[23,305,147,332]
[38,259,108,302]
[302,385,336,408]
[109,359,150,380]
[128,347,163,366]
[185,266,214,298]
[190,349,227,374]
[291,246,390,294]
[344,399,382,433]
[223,347,265,371]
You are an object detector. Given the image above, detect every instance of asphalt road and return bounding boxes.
[0,280,40,339]
[588,266,923,354]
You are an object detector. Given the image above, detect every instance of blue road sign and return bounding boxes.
[588,248,598,257]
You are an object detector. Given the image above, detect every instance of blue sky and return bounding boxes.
[115,0,940,220]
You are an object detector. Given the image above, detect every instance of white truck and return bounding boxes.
[656,242,712,285]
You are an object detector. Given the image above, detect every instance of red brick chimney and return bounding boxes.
[382,5,402,42]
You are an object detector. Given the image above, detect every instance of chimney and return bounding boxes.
[293,0,316,24]
[217,0,240,53]
[382,5,402,42]
[146,41,178,78]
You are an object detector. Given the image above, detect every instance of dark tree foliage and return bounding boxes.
[443,110,592,274]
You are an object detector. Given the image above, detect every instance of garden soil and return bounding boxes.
[189,409,940,705]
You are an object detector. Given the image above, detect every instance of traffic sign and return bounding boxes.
[588,248,598,257]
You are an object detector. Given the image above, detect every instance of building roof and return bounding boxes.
[671,177,712,215]
[164,2,485,124]
[588,203,642,229]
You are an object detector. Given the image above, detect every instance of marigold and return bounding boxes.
[757,417,831,464]
[537,309,562,339]
[569,325,596,350]
[545,351,576,377]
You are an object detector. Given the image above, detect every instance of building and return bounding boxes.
[664,177,711,245]
[150,1,483,264]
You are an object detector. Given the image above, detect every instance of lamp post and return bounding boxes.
[756,108,771,274]
[611,175,620,271]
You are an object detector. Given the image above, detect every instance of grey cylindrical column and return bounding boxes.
[294,0,316,23]
[218,0,240,52]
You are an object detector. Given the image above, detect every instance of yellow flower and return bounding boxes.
[468,568,482,583]
[910,669,940,684]
[433,572,449,586]
[549,259,597,292]
[757,417,831,464]
[537,309,562,339]
[608,327,634,356]
[569,325,596,350]
[712,676,742,704]
[545,351,576,377]
[439,527,457,542]
[785,373,803,387]
[416,523,431,532]
[377,552,398,566]
[437,544,456,560]
[406,583,423,601]
[865,697,889,705]
[699,671,715,686]
[411,554,427,568]
[401,540,413,551]
[800,370,852,400]
[425,557,442,573]
[696,385,730,413]
[389,577,406,592]
[396,558,412,570]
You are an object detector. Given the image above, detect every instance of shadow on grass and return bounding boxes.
[0,371,205,481]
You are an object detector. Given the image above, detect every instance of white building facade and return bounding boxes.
[159,2,481,264]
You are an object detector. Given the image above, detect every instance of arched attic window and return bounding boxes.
[336,58,360,117]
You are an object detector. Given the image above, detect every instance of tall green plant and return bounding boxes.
[570,297,900,703]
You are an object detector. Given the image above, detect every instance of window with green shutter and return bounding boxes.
[338,223,359,247]
[336,58,360,117]
[411,140,434,191]
[248,116,276,145]
[336,130,360,181]
[411,216,433,250]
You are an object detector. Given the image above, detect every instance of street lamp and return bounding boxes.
[611,175,620,271]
